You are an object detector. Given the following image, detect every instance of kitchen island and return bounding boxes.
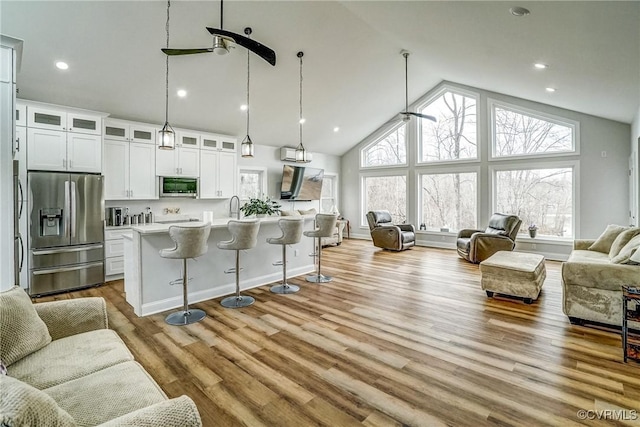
[123,216,316,316]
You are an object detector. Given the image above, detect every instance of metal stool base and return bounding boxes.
[270,283,300,294]
[306,274,332,283]
[165,309,206,326]
[221,295,255,308]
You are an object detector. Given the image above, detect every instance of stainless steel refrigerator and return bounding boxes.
[28,171,104,296]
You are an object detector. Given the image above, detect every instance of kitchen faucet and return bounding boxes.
[229,195,240,219]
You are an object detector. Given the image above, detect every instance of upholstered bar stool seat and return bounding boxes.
[160,224,211,325]
[304,213,338,283]
[268,218,304,294]
[218,219,261,308]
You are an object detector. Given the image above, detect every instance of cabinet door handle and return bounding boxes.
[125,190,129,197]
[15,136,19,152]
[130,190,133,198]
[69,160,73,169]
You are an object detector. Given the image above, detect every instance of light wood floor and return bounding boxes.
[37,240,640,426]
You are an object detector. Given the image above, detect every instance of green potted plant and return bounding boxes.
[528,224,538,238]
[240,196,281,217]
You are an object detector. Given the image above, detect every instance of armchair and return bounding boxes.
[456,213,522,263]
[366,210,415,251]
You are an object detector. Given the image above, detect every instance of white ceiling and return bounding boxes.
[2,1,639,156]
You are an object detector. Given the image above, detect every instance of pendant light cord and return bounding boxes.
[299,52,304,147]
[404,51,409,112]
[246,42,250,136]
[165,0,171,124]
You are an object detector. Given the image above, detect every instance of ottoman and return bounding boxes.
[480,251,546,304]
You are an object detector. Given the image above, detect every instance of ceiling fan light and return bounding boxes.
[158,122,175,150]
[212,36,229,55]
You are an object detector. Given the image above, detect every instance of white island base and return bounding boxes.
[123,217,316,317]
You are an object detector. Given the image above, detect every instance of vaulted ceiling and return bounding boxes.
[2,1,639,156]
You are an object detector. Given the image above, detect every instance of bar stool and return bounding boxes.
[304,213,338,283]
[268,218,304,294]
[218,219,261,308]
[160,224,211,325]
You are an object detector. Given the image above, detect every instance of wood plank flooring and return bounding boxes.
[37,240,640,426]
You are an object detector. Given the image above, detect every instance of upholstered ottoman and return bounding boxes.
[480,251,546,304]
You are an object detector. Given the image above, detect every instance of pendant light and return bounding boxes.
[240,27,254,158]
[158,0,175,150]
[295,51,308,162]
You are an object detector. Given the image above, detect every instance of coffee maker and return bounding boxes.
[106,207,124,226]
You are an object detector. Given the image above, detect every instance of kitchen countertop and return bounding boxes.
[131,215,314,235]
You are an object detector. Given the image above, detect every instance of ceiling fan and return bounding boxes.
[400,50,436,122]
[161,0,276,66]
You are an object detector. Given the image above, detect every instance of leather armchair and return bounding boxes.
[366,210,415,251]
[456,213,522,263]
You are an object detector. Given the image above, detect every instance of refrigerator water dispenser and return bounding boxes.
[40,208,63,237]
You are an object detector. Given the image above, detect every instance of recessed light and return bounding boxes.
[534,63,548,69]
[55,61,69,70]
[333,127,340,132]
[240,104,248,111]
[509,6,530,16]
[545,87,556,93]
[177,89,187,97]
[299,118,306,124]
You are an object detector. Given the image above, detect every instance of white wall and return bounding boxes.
[340,81,631,260]
[106,144,341,220]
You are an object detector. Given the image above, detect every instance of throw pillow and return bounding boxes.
[629,245,640,264]
[609,227,640,259]
[279,210,301,217]
[0,375,76,427]
[587,224,627,253]
[0,286,52,366]
[611,234,640,264]
[298,208,317,216]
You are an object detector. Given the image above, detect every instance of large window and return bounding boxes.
[419,171,477,232]
[491,100,578,159]
[238,168,267,201]
[419,89,478,163]
[494,165,575,238]
[361,123,406,168]
[363,175,406,225]
[321,174,337,213]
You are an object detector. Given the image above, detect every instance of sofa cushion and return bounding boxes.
[0,375,76,427]
[609,227,640,259]
[611,234,640,264]
[298,208,317,216]
[279,210,301,216]
[9,329,134,390]
[587,224,627,253]
[45,361,167,426]
[0,286,52,366]
[567,249,611,264]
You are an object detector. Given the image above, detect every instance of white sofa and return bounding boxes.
[0,286,202,427]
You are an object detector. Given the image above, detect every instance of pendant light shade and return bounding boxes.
[295,51,307,162]
[241,27,254,158]
[159,0,175,150]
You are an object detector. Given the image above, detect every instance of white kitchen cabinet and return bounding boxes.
[103,139,156,200]
[156,146,199,177]
[200,132,236,152]
[15,126,26,197]
[104,119,156,144]
[178,130,200,149]
[27,127,101,172]
[27,106,101,136]
[104,227,131,280]
[200,150,237,198]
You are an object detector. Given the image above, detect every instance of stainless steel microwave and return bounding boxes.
[159,177,198,198]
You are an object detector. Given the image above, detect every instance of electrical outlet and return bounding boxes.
[532,243,537,249]
[601,151,607,158]
[442,236,446,241]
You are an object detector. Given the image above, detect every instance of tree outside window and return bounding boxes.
[492,104,575,158]
[419,90,477,162]
[362,124,406,167]
[495,167,573,238]
[420,172,476,232]
[363,175,406,224]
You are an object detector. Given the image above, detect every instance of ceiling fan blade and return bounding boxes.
[162,48,214,56]
[207,27,276,66]
[402,111,437,122]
